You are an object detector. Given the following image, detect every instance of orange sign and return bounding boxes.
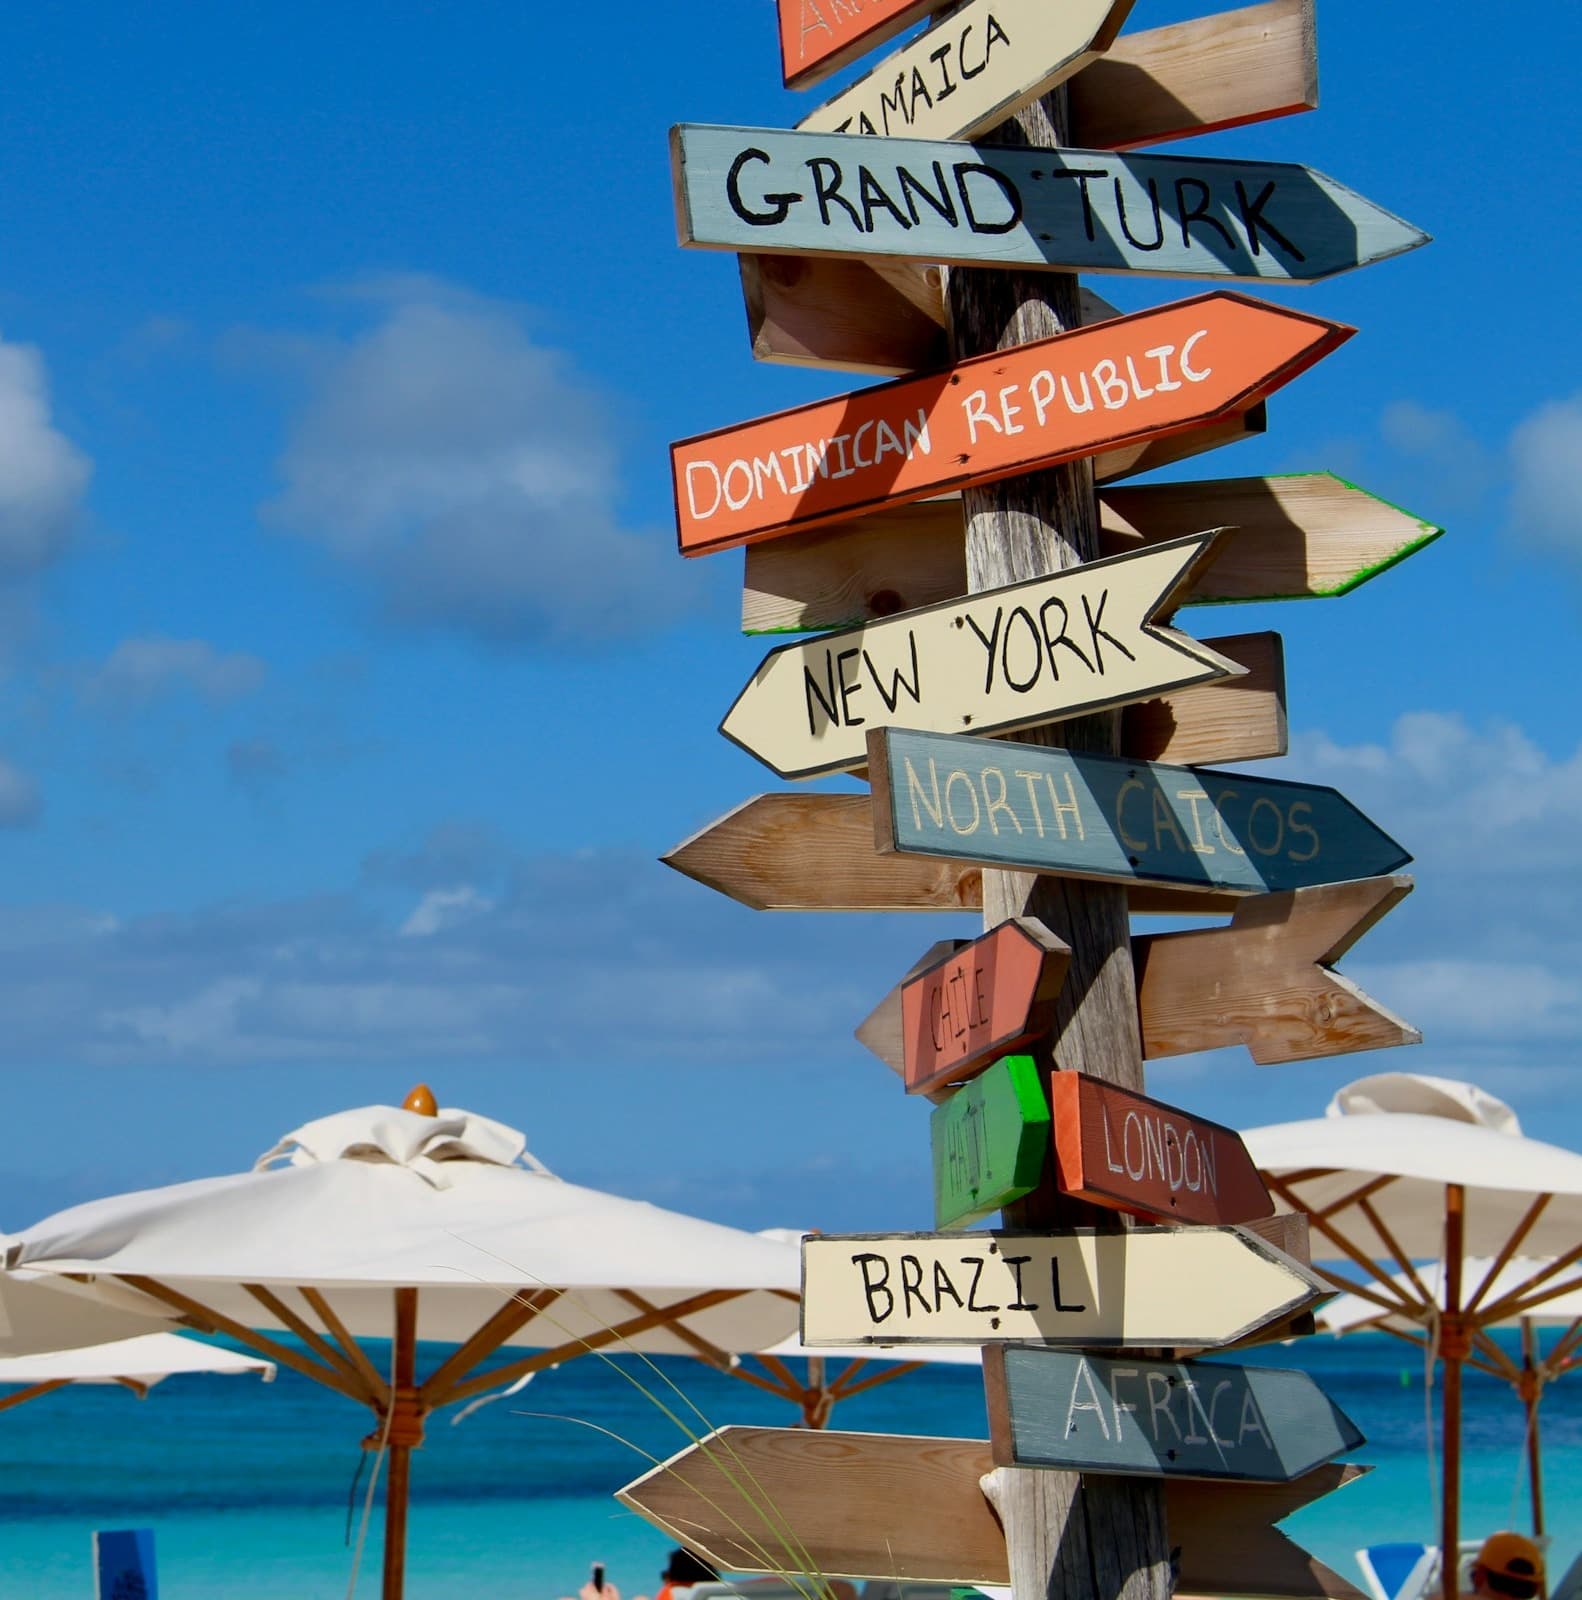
[673,292,1351,557]
[779,0,942,89]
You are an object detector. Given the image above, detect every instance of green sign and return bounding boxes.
[931,1055,1050,1229]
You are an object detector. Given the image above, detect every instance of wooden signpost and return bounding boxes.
[673,292,1349,555]
[797,0,1136,145]
[800,1226,1326,1347]
[616,1426,1371,1600]
[1048,1073,1274,1224]
[742,473,1444,633]
[720,533,1242,779]
[778,0,944,90]
[983,1345,1364,1481]
[868,726,1412,895]
[932,1055,1051,1228]
[671,125,1427,283]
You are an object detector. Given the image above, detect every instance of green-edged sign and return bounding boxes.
[931,1055,1050,1229]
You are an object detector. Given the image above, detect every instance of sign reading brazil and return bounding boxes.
[671,125,1429,283]
[721,533,1241,780]
[868,727,1411,895]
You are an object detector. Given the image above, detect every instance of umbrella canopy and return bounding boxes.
[0,1331,274,1411]
[4,1091,802,1600]
[1245,1072,1582,1599]
[0,1242,181,1355]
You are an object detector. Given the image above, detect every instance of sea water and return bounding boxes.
[0,1331,1573,1599]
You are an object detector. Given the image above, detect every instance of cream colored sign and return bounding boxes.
[798,0,1133,144]
[720,531,1238,781]
[801,1227,1326,1350]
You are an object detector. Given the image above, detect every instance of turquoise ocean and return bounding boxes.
[0,1332,1574,1598]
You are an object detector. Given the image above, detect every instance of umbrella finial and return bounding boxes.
[403,1084,438,1117]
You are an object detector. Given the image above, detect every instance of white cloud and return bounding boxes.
[1509,393,1582,562]
[261,281,696,643]
[0,335,91,579]
[84,636,266,708]
[399,885,494,938]
[0,757,40,827]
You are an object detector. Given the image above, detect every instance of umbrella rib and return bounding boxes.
[1465,1193,1553,1315]
[1479,1246,1582,1324]
[419,1287,562,1401]
[753,1352,802,1392]
[0,1379,70,1414]
[1486,1268,1582,1326]
[299,1287,391,1406]
[1544,1317,1582,1374]
[616,1289,733,1372]
[1470,1328,1520,1382]
[243,1285,380,1406]
[115,1274,368,1406]
[720,1363,799,1402]
[1355,1196,1435,1308]
[830,1360,926,1401]
[1263,1176,1421,1315]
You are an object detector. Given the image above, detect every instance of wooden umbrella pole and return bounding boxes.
[1520,1319,1546,1544]
[946,81,1170,1600]
[383,1287,421,1600]
[1442,1187,1466,1600]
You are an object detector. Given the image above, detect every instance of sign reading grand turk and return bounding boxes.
[868,726,1411,895]
[721,533,1241,779]
[982,1346,1364,1482]
[779,0,943,90]
[1048,1072,1273,1225]
[671,125,1428,284]
[801,1227,1326,1348]
[797,0,1136,146]
[673,292,1350,556]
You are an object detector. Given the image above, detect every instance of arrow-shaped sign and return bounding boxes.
[800,1226,1327,1348]
[721,533,1241,780]
[868,727,1412,895]
[983,1345,1364,1481]
[798,0,1135,146]
[1135,874,1422,1064]
[778,0,945,89]
[617,1425,1370,1599]
[673,291,1347,555]
[671,124,1428,286]
[741,473,1444,633]
[932,1055,1051,1228]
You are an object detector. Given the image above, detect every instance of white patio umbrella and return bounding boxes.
[0,1331,274,1413]
[1244,1072,1582,1600]
[3,1088,803,1600]
[0,1238,181,1354]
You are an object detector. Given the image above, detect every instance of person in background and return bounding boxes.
[653,1547,720,1600]
[1470,1533,1545,1600]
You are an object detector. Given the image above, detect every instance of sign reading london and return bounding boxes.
[868,727,1411,895]
[671,125,1428,283]
[673,292,1350,555]
[721,534,1240,779]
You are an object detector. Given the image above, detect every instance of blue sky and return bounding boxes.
[0,0,1579,1231]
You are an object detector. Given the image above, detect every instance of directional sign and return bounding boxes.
[673,291,1349,555]
[721,534,1241,780]
[617,1426,1370,1599]
[903,919,1069,1095]
[779,0,943,90]
[868,727,1412,895]
[671,125,1428,285]
[1135,874,1421,1065]
[1049,1072,1273,1225]
[932,1055,1050,1229]
[799,0,1135,145]
[742,474,1444,632]
[983,1346,1363,1481]
[663,793,1245,916]
[800,1226,1327,1348]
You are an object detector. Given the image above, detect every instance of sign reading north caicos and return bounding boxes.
[673,292,1350,555]
[671,125,1428,283]
[868,727,1411,895]
[721,534,1240,779]
[1048,1072,1273,1225]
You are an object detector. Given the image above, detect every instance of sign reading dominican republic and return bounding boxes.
[671,125,1428,284]
[868,727,1411,894]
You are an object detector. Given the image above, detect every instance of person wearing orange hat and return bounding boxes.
[1470,1533,1545,1600]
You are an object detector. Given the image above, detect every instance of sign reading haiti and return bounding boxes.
[670,125,1428,284]
[983,1346,1364,1482]
[801,1227,1326,1348]
[798,0,1135,146]
[932,1055,1051,1229]
[868,727,1411,895]
[721,534,1240,780]
[673,292,1350,555]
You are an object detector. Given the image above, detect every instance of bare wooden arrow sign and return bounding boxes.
[673,292,1347,556]
[742,473,1443,635]
[1135,874,1422,1065]
[721,533,1241,780]
[617,1426,1370,1599]
[798,0,1136,146]
[800,1226,1327,1348]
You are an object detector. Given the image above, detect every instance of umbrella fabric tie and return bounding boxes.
[364,1389,426,1451]
[1517,1366,1544,1405]
[1438,1314,1471,1362]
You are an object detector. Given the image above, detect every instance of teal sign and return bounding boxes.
[931,1055,1050,1229]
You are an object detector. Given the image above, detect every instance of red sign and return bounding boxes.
[901,919,1070,1096]
[1049,1071,1274,1225]
[672,292,1351,557]
[778,0,942,89]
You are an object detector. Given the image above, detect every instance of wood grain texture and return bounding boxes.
[1133,875,1422,1065]
[741,471,1431,633]
[616,1426,1370,1598]
[1121,630,1287,765]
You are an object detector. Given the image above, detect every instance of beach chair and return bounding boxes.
[1546,1547,1582,1600]
[93,1528,157,1599]
[689,1580,857,1600]
[1356,1543,1436,1600]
